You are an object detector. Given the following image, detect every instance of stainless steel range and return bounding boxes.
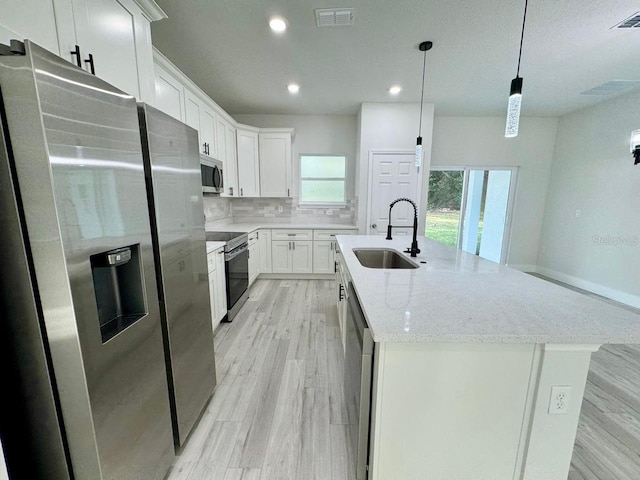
[206,232,249,321]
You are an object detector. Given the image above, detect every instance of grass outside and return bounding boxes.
[426,210,483,251]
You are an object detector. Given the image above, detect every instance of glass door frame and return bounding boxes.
[428,166,519,264]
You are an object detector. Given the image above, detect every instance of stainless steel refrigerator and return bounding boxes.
[137,103,216,448]
[0,41,174,479]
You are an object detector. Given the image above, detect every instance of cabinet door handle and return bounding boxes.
[218,250,224,255]
[339,284,344,301]
[334,261,338,273]
[330,242,334,251]
[84,53,95,75]
[287,188,290,197]
[293,241,296,250]
[70,45,82,67]
[241,188,243,196]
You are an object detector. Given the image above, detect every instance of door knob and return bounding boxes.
[371,224,377,228]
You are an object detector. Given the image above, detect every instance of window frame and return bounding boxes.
[298,154,347,207]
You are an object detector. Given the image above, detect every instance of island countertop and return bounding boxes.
[336,235,640,344]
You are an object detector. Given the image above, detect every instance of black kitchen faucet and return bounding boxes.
[386,198,421,258]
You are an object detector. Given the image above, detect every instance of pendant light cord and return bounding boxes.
[516,0,529,77]
[418,47,427,137]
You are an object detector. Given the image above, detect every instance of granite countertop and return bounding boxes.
[337,235,640,344]
[206,241,226,253]
[206,223,358,233]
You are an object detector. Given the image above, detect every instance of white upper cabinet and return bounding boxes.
[184,90,201,135]
[0,0,61,55]
[200,107,216,158]
[1,0,163,102]
[259,130,293,198]
[236,126,260,198]
[154,63,185,121]
[223,123,238,197]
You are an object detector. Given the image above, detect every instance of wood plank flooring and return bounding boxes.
[167,279,355,480]
[529,275,640,479]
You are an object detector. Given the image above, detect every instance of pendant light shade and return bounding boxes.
[416,41,432,166]
[505,0,529,138]
[505,77,523,138]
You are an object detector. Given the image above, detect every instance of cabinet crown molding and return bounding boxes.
[134,0,168,21]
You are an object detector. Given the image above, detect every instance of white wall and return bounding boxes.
[232,114,357,199]
[431,116,559,267]
[357,103,435,233]
[537,90,640,308]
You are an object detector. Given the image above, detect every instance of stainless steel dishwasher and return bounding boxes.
[344,283,374,479]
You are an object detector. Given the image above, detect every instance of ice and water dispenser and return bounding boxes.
[90,244,147,343]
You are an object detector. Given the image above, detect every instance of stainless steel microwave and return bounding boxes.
[201,156,223,194]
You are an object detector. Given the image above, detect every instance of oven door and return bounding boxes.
[344,284,374,479]
[225,243,249,309]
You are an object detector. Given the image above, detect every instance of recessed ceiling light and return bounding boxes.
[389,85,402,95]
[287,83,300,94]
[269,16,287,33]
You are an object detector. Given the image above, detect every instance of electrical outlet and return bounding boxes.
[540,245,546,254]
[326,209,334,215]
[575,209,582,218]
[278,205,283,213]
[548,386,572,415]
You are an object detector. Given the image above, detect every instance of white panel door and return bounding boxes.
[291,241,313,274]
[368,153,420,236]
[72,0,142,97]
[271,241,292,273]
[154,64,184,121]
[0,0,61,55]
[223,124,238,196]
[236,129,260,197]
[200,107,216,157]
[259,230,272,273]
[259,133,291,198]
[313,241,335,274]
[184,91,201,138]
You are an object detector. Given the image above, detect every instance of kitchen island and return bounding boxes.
[336,235,640,480]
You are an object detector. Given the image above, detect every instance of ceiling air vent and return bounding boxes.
[315,8,354,27]
[612,11,640,29]
[581,80,640,96]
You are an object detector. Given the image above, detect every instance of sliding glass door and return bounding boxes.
[426,167,517,264]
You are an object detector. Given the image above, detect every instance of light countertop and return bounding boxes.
[206,241,226,253]
[206,223,358,233]
[337,235,640,344]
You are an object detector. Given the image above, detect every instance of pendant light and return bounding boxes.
[505,0,529,138]
[415,41,432,167]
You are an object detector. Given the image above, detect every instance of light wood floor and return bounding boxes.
[529,275,640,479]
[167,279,355,480]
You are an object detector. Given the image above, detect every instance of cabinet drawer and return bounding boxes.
[207,248,223,272]
[271,229,313,241]
[248,230,259,245]
[313,229,357,241]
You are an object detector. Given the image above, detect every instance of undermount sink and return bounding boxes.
[353,248,419,269]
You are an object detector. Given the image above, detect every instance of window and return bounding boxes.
[299,155,346,205]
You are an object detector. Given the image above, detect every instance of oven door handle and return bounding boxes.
[225,244,249,261]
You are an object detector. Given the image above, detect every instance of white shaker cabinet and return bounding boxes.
[154,63,185,122]
[208,246,227,329]
[271,240,313,274]
[258,229,272,273]
[248,231,260,286]
[223,123,238,197]
[313,241,335,274]
[271,241,292,274]
[258,130,293,198]
[236,125,260,197]
[1,0,163,102]
[184,90,201,139]
[200,107,216,158]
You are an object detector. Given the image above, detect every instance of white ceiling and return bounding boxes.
[151,0,640,117]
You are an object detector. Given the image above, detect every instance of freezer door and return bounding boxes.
[0,41,174,479]
[139,104,216,446]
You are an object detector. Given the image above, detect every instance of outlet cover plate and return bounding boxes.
[549,386,572,415]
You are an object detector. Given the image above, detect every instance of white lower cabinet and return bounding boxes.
[208,246,227,330]
[271,240,313,274]
[313,240,336,274]
[259,229,272,273]
[248,231,260,286]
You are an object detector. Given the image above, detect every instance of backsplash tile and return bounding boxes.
[203,196,357,226]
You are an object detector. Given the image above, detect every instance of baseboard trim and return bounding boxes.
[258,273,335,280]
[534,266,640,310]
[506,264,539,273]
